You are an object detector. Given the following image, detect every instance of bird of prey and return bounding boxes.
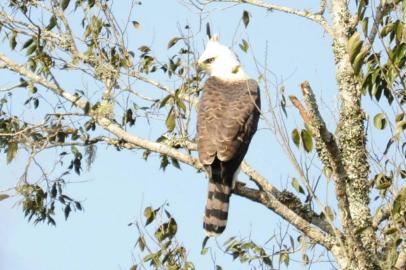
[197,35,261,236]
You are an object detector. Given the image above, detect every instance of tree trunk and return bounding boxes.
[330,1,379,269]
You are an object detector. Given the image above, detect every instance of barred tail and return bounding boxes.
[203,181,231,236]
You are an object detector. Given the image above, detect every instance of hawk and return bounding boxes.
[197,35,261,235]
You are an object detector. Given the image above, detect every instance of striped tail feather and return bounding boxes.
[203,181,232,236]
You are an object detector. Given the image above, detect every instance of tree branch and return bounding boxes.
[0,51,337,257]
[0,53,89,110]
[290,81,379,269]
[366,2,388,48]
[296,81,352,225]
[235,183,333,248]
[212,0,333,36]
[329,1,380,267]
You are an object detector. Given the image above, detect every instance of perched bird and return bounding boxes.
[197,35,261,236]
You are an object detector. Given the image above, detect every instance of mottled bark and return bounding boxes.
[330,1,379,269]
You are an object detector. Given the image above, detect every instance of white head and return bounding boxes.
[198,35,248,81]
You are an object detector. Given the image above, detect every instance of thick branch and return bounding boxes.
[291,81,380,269]
[92,122,335,243]
[296,81,352,225]
[330,1,379,268]
[235,183,333,248]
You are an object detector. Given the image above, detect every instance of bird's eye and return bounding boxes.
[204,57,216,64]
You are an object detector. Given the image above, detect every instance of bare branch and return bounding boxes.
[128,70,199,106]
[366,2,389,48]
[289,95,311,124]
[315,0,327,15]
[52,3,80,56]
[205,0,333,36]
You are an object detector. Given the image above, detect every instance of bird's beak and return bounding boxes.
[196,62,206,73]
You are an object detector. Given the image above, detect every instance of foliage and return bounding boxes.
[0,0,405,269]
[129,206,195,270]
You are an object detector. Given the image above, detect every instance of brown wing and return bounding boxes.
[197,77,260,165]
[198,77,260,235]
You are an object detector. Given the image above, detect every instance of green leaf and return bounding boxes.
[71,145,80,157]
[361,18,369,35]
[242,10,250,28]
[143,254,154,262]
[75,201,82,211]
[88,0,95,8]
[64,203,71,220]
[9,31,17,50]
[352,46,369,75]
[132,21,141,30]
[7,142,18,164]
[384,227,399,235]
[380,23,394,38]
[175,97,186,111]
[26,43,37,56]
[201,247,208,255]
[239,39,249,53]
[302,254,309,265]
[374,173,392,190]
[168,218,177,236]
[395,113,404,122]
[291,128,300,147]
[167,37,182,49]
[347,32,363,63]
[0,194,10,201]
[396,120,406,135]
[46,16,57,31]
[84,102,91,114]
[138,45,150,53]
[373,113,387,130]
[280,251,289,266]
[137,236,146,251]
[231,65,240,74]
[323,166,332,178]
[170,157,181,169]
[144,206,155,225]
[263,256,273,267]
[61,0,70,10]
[392,187,406,216]
[291,178,305,194]
[301,129,313,152]
[160,95,172,108]
[165,108,176,132]
[21,38,34,50]
[396,22,404,42]
[206,22,211,38]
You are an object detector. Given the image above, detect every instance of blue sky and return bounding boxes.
[0,0,341,269]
